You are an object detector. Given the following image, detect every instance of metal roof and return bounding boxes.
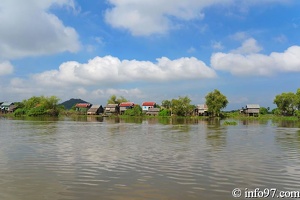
[246,104,260,109]
[1,102,14,107]
[75,103,91,108]
[197,104,208,109]
[90,105,101,109]
[106,104,118,108]
[142,102,156,106]
[119,102,134,107]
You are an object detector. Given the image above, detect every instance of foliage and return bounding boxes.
[170,96,194,116]
[295,88,300,110]
[13,108,26,116]
[27,105,47,116]
[205,89,228,117]
[273,89,300,116]
[158,109,171,117]
[124,105,142,116]
[259,107,268,115]
[295,110,300,119]
[161,100,171,109]
[107,95,129,104]
[14,96,61,117]
[271,108,278,115]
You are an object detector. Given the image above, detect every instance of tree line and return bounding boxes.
[10,88,300,118]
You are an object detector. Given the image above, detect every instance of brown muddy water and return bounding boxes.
[0,117,300,200]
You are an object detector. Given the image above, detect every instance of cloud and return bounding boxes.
[187,47,196,53]
[273,34,288,43]
[3,55,215,102]
[0,0,80,60]
[211,41,224,50]
[32,55,216,86]
[104,0,288,36]
[211,45,300,76]
[91,88,145,101]
[5,75,146,103]
[105,0,228,36]
[230,32,249,41]
[231,38,262,54]
[0,61,14,76]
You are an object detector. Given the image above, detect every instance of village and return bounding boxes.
[0,100,261,117]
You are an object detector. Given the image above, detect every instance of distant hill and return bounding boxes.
[60,98,90,110]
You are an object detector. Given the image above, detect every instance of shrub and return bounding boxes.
[14,108,26,116]
[158,109,171,117]
[27,106,47,116]
[223,121,238,126]
[124,105,142,116]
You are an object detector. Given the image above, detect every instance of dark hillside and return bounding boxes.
[60,98,89,110]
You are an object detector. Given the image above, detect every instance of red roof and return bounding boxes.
[142,102,156,106]
[75,103,91,108]
[119,102,134,107]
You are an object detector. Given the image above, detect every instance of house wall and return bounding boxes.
[120,107,128,112]
[245,108,259,114]
[142,106,154,111]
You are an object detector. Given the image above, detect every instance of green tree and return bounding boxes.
[124,105,142,116]
[259,107,268,115]
[295,88,300,110]
[107,95,129,104]
[273,92,296,116]
[161,100,171,109]
[14,95,61,116]
[272,108,281,116]
[170,96,194,116]
[205,89,228,117]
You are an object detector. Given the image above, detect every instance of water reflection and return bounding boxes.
[205,126,227,152]
[1,118,300,199]
[241,119,268,125]
[273,119,300,128]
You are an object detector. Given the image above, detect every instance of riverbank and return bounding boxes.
[2,112,300,123]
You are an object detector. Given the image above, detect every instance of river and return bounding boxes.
[0,117,300,200]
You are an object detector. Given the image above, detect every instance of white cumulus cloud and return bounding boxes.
[0,0,80,60]
[211,45,300,76]
[231,38,262,54]
[32,55,216,86]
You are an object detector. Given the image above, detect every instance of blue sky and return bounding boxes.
[1,0,300,110]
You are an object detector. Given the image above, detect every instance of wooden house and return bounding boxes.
[194,104,208,116]
[142,102,156,112]
[146,108,160,116]
[1,102,16,113]
[242,104,260,116]
[104,104,119,115]
[119,102,134,114]
[75,103,92,114]
[87,105,103,115]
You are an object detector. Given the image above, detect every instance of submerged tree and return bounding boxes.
[205,89,228,117]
